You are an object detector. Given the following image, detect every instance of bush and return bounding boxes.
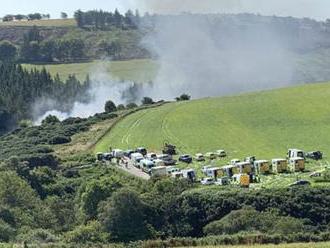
[0,219,15,242]
[175,94,191,101]
[105,100,117,113]
[126,103,138,109]
[64,221,109,243]
[16,228,59,244]
[41,115,60,125]
[141,97,154,105]
[117,104,125,111]
[48,135,71,145]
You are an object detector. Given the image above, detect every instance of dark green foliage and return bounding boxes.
[175,94,191,101]
[0,41,17,62]
[117,104,125,111]
[99,188,151,242]
[74,9,140,30]
[141,97,154,105]
[42,115,60,125]
[64,221,109,243]
[126,103,138,109]
[104,100,117,113]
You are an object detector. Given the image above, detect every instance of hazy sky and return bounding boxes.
[1,0,329,20]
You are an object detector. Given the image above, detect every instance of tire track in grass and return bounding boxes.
[121,110,149,145]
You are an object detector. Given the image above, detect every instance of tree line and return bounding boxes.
[0,62,90,132]
[2,13,50,22]
[74,9,141,30]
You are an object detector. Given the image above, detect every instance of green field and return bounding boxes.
[0,18,76,27]
[94,82,330,187]
[23,59,158,82]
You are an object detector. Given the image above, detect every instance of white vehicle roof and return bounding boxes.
[131,152,143,157]
[272,158,286,162]
[222,165,235,169]
[140,159,154,165]
[236,162,251,166]
[216,150,225,152]
[290,157,304,161]
[152,166,166,170]
[113,149,123,152]
[182,169,195,173]
[196,153,204,156]
[207,167,221,171]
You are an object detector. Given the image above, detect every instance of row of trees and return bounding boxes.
[0,63,90,123]
[2,13,50,22]
[74,9,141,30]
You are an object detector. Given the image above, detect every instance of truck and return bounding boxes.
[222,165,239,177]
[230,159,240,165]
[151,166,167,177]
[289,157,305,172]
[272,159,288,173]
[182,169,196,182]
[112,149,124,158]
[254,160,270,174]
[136,147,147,156]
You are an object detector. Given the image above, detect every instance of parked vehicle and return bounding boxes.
[230,159,240,165]
[154,159,166,167]
[136,147,147,156]
[195,153,205,161]
[96,152,104,161]
[222,165,239,177]
[289,157,305,172]
[103,153,113,161]
[179,154,193,163]
[123,150,133,158]
[306,151,323,160]
[131,153,144,168]
[272,159,288,173]
[112,149,124,158]
[215,177,230,185]
[216,150,227,158]
[151,166,167,177]
[287,149,305,159]
[140,159,155,174]
[157,154,177,165]
[146,153,157,160]
[201,177,215,185]
[289,180,311,187]
[166,166,180,175]
[205,152,217,160]
[254,160,270,174]
[182,169,196,182]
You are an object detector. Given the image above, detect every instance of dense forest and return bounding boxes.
[0,63,90,134]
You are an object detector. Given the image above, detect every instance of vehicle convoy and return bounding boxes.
[146,153,157,160]
[232,174,250,187]
[182,169,196,182]
[157,154,177,165]
[201,177,215,185]
[131,152,144,167]
[236,162,252,174]
[112,149,124,158]
[151,166,167,177]
[136,147,147,156]
[124,150,135,158]
[215,177,230,185]
[230,159,240,165]
[203,167,224,179]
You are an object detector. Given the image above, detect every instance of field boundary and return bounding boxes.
[87,102,169,152]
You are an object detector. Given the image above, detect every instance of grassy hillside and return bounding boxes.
[23,59,158,82]
[0,19,76,27]
[94,82,330,187]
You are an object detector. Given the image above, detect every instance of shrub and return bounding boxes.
[175,94,191,101]
[126,103,138,109]
[141,97,154,105]
[64,221,109,243]
[117,104,125,111]
[0,219,15,242]
[105,100,117,113]
[16,228,59,243]
[41,115,60,125]
[48,135,71,145]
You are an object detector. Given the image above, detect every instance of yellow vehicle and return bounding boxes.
[272,159,288,173]
[236,162,252,174]
[232,174,250,187]
[289,157,305,172]
[254,160,270,174]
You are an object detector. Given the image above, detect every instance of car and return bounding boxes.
[216,150,227,158]
[123,150,135,158]
[310,172,322,178]
[289,180,311,187]
[201,177,215,185]
[205,152,217,160]
[136,147,147,156]
[179,154,193,163]
[306,151,323,160]
[157,154,177,166]
[195,153,205,161]
[146,153,157,160]
[230,159,240,165]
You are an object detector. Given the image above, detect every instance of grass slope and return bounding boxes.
[94,82,330,187]
[23,59,158,82]
[0,19,76,27]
